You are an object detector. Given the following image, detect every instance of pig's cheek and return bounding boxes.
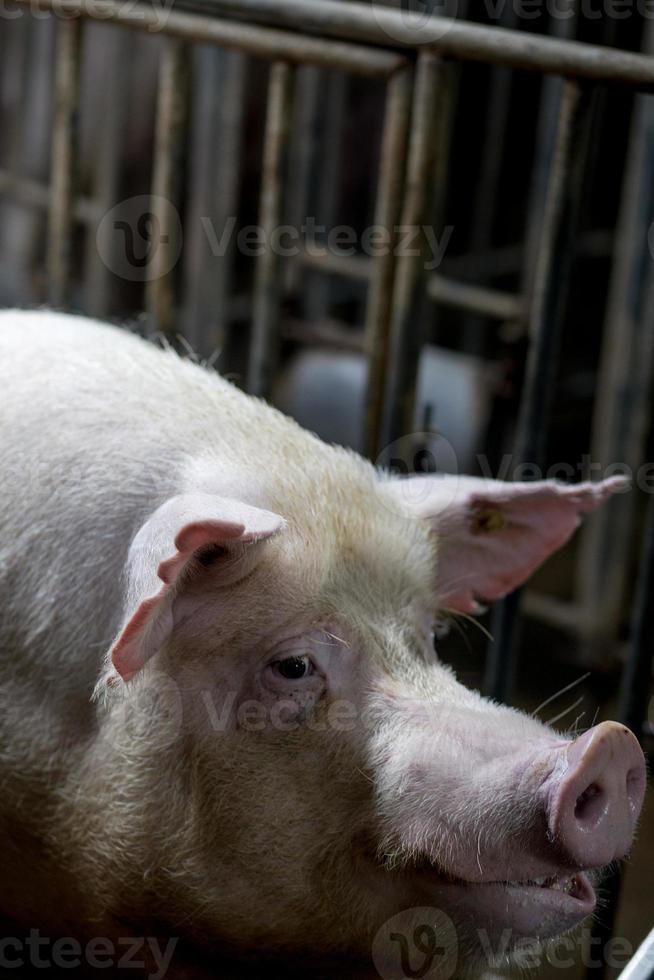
[240,679,326,733]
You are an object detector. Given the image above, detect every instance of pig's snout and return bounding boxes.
[547,721,646,868]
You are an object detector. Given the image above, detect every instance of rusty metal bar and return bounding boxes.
[247,61,295,398]
[145,38,189,336]
[178,0,654,90]
[183,48,246,353]
[362,66,412,459]
[296,245,522,323]
[305,70,348,325]
[484,80,596,703]
[0,170,100,223]
[382,53,448,447]
[15,0,406,79]
[46,18,81,308]
[426,274,522,321]
[84,29,135,319]
[577,16,654,656]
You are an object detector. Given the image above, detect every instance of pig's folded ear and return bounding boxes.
[386,475,628,614]
[108,493,285,683]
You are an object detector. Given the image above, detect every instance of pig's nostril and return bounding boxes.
[574,782,605,824]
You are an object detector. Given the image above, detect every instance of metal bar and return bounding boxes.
[298,246,371,283]
[174,0,654,90]
[461,3,519,354]
[305,70,348,324]
[15,0,406,79]
[426,275,521,322]
[84,29,135,319]
[519,9,578,316]
[362,66,412,459]
[284,65,321,296]
[619,490,654,738]
[183,47,246,354]
[0,171,101,224]
[586,482,654,980]
[483,80,596,703]
[46,19,81,308]
[145,38,189,336]
[247,60,295,398]
[382,53,447,447]
[617,928,654,980]
[577,17,654,655]
[296,245,522,322]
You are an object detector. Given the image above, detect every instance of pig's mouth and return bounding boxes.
[411,866,597,939]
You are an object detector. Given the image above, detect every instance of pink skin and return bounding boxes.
[406,722,645,942]
[107,475,645,962]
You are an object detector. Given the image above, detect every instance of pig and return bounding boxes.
[0,309,646,979]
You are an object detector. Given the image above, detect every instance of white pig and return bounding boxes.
[0,310,646,979]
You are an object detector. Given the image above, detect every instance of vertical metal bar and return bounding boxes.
[284,64,320,297]
[247,60,295,398]
[585,476,654,980]
[84,28,135,319]
[461,4,519,355]
[305,70,347,324]
[184,47,246,355]
[146,38,189,337]
[484,81,596,702]
[363,66,412,459]
[522,5,578,307]
[382,53,449,447]
[577,19,654,655]
[47,18,82,309]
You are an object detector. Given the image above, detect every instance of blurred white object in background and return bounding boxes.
[273,344,499,471]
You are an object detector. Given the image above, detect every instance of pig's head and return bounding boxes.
[94,459,646,977]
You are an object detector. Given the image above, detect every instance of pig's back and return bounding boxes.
[0,310,293,715]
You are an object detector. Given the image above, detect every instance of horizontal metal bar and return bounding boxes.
[282,316,363,352]
[0,170,101,223]
[427,273,522,321]
[175,0,654,89]
[15,0,407,78]
[297,246,522,322]
[298,247,371,281]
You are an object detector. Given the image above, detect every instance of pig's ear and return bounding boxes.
[108,493,285,683]
[387,475,627,613]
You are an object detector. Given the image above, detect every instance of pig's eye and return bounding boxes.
[271,655,314,680]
